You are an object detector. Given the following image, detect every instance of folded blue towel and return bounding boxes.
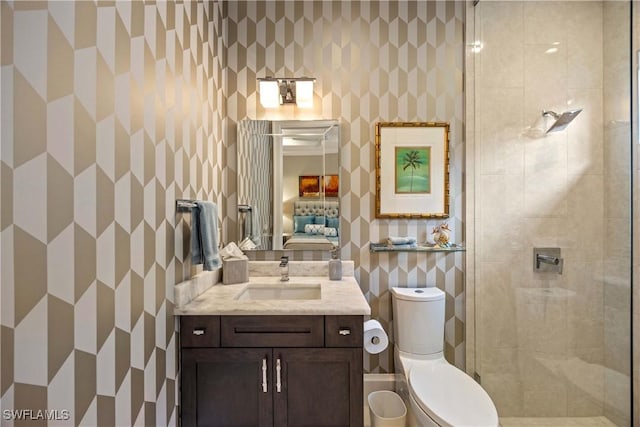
[191,201,221,270]
[388,243,417,249]
[385,236,417,246]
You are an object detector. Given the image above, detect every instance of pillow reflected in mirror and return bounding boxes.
[304,224,325,235]
[293,215,315,233]
[326,217,339,229]
[324,227,338,237]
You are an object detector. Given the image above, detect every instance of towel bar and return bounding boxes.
[176,199,198,212]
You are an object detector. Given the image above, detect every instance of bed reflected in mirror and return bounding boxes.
[282,199,339,251]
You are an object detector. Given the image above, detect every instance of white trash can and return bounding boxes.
[368,390,407,427]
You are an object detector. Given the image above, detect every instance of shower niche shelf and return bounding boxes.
[369,243,465,253]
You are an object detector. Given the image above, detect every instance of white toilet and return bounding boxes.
[391,287,499,427]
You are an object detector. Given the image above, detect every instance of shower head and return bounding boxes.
[542,108,583,133]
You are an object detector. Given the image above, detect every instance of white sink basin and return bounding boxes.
[235,283,322,301]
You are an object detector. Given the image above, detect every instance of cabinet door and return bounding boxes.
[182,348,274,427]
[273,348,363,427]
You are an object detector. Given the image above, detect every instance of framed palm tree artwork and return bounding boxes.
[375,122,450,218]
[395,147,430,193]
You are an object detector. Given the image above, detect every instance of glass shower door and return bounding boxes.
[469,1,633,425]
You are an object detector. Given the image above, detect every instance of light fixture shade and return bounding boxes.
[259,80,280,108]
[295,80,314,108]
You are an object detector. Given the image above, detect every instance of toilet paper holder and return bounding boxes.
[363,319,389,354]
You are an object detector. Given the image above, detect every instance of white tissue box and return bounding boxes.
[222,257,249,285]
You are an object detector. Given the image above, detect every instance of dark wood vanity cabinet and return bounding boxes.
[181,348,274,427]
[180,315,364,427]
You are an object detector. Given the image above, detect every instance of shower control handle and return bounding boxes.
[533,248,563,274]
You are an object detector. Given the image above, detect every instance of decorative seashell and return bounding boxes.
[431,222,451,247]
[437,228,450,245]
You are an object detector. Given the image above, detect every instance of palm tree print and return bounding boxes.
[395,147,430,193]
[402,150,423,192]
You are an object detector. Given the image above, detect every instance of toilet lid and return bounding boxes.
[409,362,498,427]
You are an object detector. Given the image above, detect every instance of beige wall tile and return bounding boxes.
[566,2,603,91]
[478,1,523,89]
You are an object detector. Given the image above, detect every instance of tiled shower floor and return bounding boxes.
[500,417,617,426]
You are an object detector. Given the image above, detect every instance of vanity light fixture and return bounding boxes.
[258,77,316,109]
[259,79,280,108]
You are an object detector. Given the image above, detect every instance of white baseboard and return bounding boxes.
[363,373,402,400]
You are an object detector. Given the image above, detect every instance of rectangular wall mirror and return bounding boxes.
[237,119,340,252]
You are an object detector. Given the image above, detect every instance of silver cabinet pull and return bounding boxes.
[276,358,282,393]
[339,328,351,336]
[261,358,268,393]
[193,329,205,336]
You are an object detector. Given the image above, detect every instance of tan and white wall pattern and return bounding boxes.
[3,0,639,425]
[1,1,226,425]
[224,0,466,372]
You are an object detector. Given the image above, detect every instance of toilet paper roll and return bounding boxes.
[363,319,388,354]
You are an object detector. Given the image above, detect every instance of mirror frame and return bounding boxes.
[237,119,340,252]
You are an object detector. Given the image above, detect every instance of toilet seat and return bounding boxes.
[408,361,498,427]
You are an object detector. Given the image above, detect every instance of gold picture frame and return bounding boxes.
[375,122,450,219]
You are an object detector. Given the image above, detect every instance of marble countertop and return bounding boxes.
[175,274,371,316]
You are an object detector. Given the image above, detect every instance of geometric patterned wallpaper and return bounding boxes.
[1,2,467,425]
[224,0,467,372]
[0,1,224,425]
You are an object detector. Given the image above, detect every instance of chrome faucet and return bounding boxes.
[535,254,560,268]
[279,256,289,282]
[533,248,563,274]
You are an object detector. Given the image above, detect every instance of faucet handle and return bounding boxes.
[279,256,289,266]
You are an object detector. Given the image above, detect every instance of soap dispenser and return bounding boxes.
[328,248,342,280]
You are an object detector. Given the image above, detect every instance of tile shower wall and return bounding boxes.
[0,1,225,425]
[603,3,632,425]
[471,1,631,423]
[224,1,466,372]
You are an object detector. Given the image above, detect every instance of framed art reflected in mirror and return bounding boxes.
[299,175,320,197]
[322,175,339,198]
[375,122,450,219]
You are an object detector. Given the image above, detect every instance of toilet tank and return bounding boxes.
[391,287,445,355]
